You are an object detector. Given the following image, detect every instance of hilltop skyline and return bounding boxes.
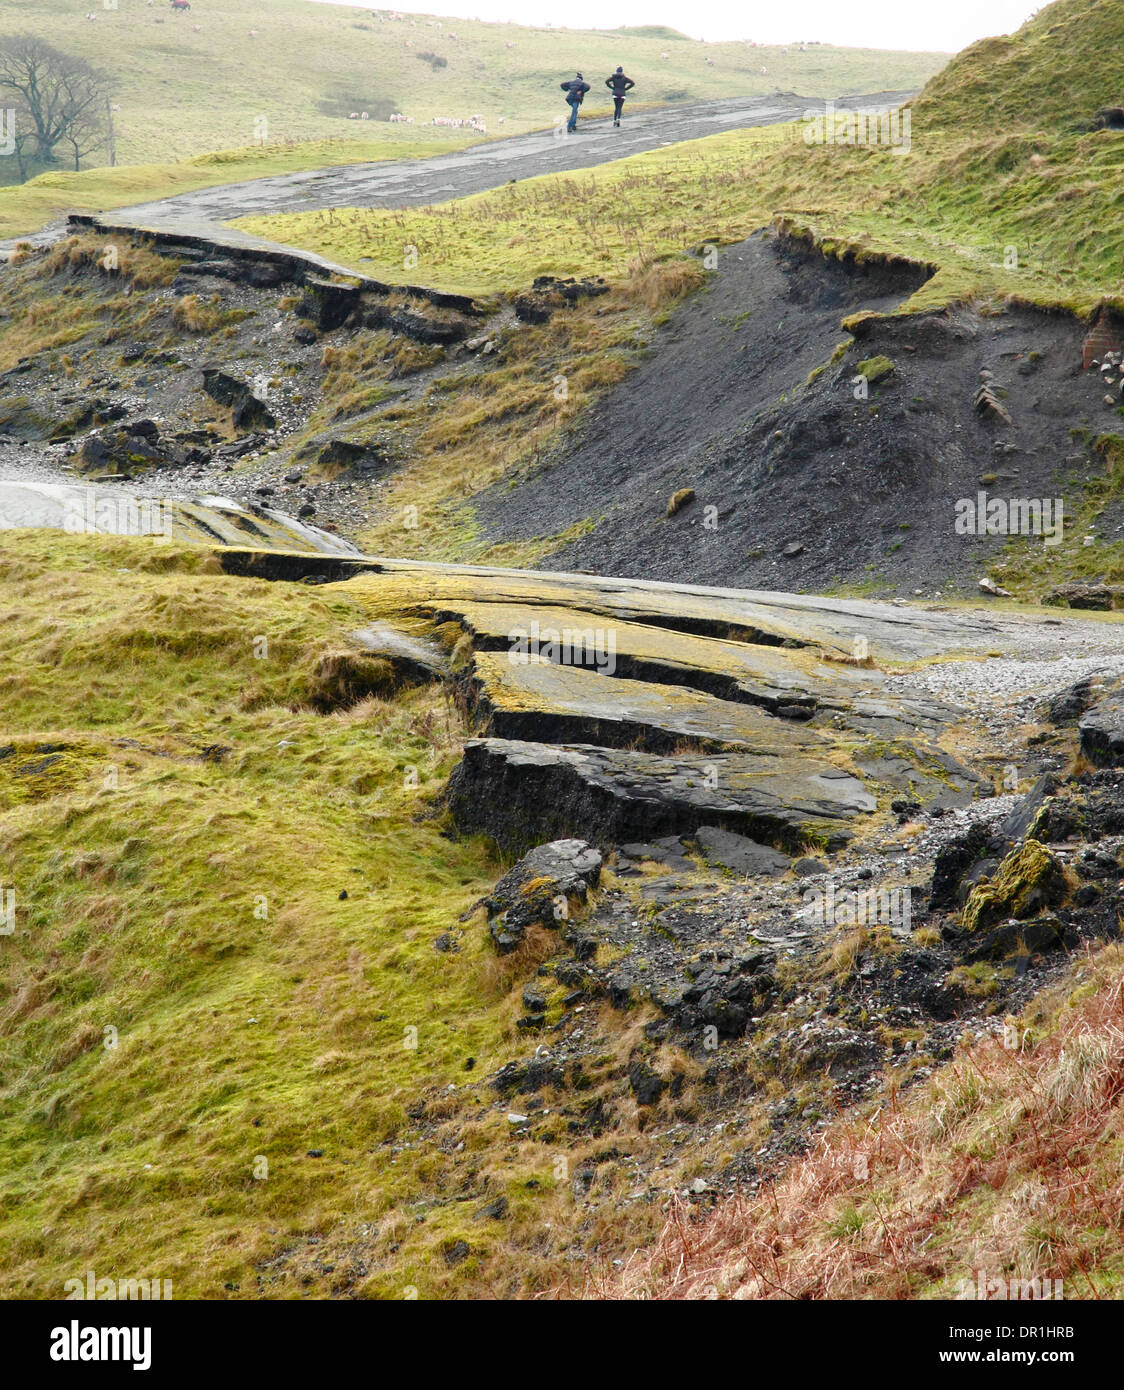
[307,0,1041,53]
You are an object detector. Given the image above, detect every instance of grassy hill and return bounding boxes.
[230,0,1124,588]
[0,0,947,171]
[915,0,1124,130]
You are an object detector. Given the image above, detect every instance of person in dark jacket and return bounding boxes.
[560,72,591,132]
[605,66,635,127]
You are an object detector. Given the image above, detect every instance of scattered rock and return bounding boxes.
[691,825,791,877]
[201,366,277,432]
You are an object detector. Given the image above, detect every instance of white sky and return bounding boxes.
[308,0,1045,52]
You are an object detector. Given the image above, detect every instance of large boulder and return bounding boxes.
[201,367,276,432]
[72,425,183,477]
[481,839,602,954]
[929,823,1004,911]
[1079,682,1124,767]
[313,438,394,480]
[690,825,791,877]
[961,840,1069,935]
[297,277,360,332]
[362,300,475,344]
[1042,582,1122,611]
[963,914,1069,962]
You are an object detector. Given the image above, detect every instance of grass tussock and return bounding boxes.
[171,293,222,334]
[44,234,178,291]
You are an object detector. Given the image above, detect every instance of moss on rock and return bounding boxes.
[962,838,1069,933]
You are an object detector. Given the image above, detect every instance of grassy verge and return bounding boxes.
[0,533,513,1298]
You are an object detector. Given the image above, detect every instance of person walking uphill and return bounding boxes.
[605,66,635,127]
[560,72,591,132]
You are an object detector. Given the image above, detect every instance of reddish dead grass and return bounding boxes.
[577,945,1124,1300]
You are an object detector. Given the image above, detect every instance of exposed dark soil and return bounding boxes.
[475,232,1122,596]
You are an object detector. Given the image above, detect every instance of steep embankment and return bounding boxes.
[478,233,1123,597]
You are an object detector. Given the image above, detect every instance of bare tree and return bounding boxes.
[0,34,108,176]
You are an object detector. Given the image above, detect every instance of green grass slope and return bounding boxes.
[916,0,1124,130]
[0,0,947,169]
[0,535,510,1297]
[0,534,675,1298]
